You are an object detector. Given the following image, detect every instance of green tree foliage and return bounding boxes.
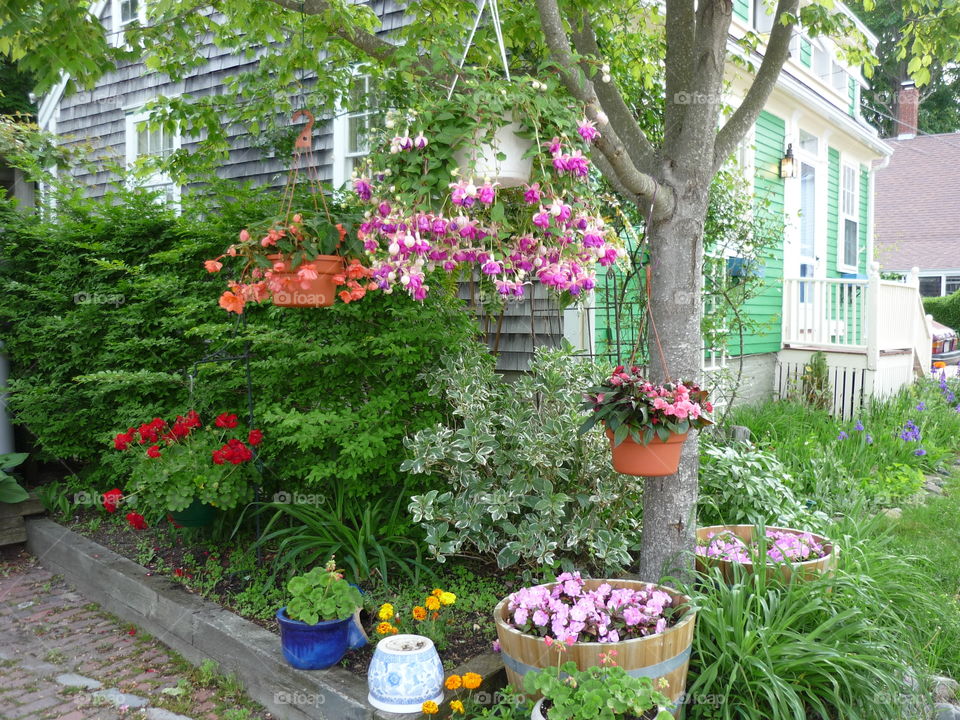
[0,182,480,498]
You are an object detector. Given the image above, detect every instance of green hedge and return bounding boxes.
[924,290,960,330]
[0,183,480,499]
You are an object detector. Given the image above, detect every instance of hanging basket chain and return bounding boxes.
[447,0,511,101]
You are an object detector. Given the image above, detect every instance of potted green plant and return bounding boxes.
[579,366,713,476]
[277,557,363,670]
[113,410,258,526]
[206,206,375,313]
[525,658,673,720]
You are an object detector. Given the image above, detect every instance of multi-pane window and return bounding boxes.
[840,165,859,271]
[119,0,139,25]
[946,276,960,295]
[125,109,180,207]
[332,74,380,188]
[920,277,943,297]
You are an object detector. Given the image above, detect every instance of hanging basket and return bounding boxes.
[266,254,345,308]
[604,428,687,477]
[453,119,533,188]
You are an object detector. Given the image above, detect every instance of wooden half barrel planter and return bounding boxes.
[493,580,696,707]
[696,524,837,583]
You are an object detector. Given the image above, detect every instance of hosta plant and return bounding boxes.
[113,411,258,513]
[405,347,642,574]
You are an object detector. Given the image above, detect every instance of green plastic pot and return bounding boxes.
[167,499,216,528]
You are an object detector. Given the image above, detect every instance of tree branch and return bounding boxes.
[534,0,673,218]
[264,0,399,63]
[712,0,799,171]
[663,0,697,149]
[570,12,658,174]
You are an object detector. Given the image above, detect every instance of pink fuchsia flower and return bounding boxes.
[413,133,428,149]
[353,177,373,201]
[477,183,497,204]
[578,117,600,143]
[533,209,551,229]
[523,183,542,204]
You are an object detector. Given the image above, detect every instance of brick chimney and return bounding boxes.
[895,80,919,138]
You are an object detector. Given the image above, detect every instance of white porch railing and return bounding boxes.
[782,263,934,379]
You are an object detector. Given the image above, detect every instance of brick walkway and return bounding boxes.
[0,549,271,720]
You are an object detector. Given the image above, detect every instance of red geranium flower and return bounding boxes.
[248,429,263,446]
[126,512,148,530]
[214,413,238,429]
[103,488,123,513]
[146,445,161,459]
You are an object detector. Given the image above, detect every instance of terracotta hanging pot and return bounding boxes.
[266,254,344,308]
[604,428,688,477]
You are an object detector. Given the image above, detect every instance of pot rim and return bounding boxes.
[276,606,352,627]
[372,633,437,655]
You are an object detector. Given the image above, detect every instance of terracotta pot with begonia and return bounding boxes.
[112,411,259,524]
[205,208,376,313]
[580,366,713,477]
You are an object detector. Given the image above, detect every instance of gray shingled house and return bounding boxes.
[36,0,581,372]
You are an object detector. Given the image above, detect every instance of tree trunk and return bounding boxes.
[637,181,709,583]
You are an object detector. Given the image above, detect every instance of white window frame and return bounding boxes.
[331,74,377,189]
[838,162,859,273]
[110,0,147,41]
[124,106,181,208]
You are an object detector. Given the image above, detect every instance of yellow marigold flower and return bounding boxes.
[431,588,443,598]
[439,591,456,606]
[422,700,439,715]
[412,606,427,621]
[377,603,394,621]
[445,674,462,690]
[450,700,465,714]
[462,672,482,690]
[425,596,441,611]
[376,622,394,635]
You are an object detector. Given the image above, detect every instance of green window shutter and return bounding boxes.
[733,0,749,22]
[848,77,858,116]
[800,39,812,67]
[827,147,840,276]
[859,166,869,273]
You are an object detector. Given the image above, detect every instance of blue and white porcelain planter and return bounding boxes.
[367,634,444,713]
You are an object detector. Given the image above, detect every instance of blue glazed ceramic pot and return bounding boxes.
[367,634,444,713]
[276,607,351,670]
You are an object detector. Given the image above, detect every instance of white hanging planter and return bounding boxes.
[454,119,533,188]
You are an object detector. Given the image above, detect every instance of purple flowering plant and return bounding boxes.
[349,73,626,302]
[504,572,683,644]
[579,365,712,446]
[695,529,827,565]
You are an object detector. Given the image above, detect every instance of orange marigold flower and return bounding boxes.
[425,596,441,611]
[431,588,444,597]
[422,700,439,715]
[462,672,482,690]
[376,622,395,635]
[445,674,462,690]
[412,606,427,621]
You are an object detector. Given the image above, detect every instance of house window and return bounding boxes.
[920,276,943,297]
[799,129,819,156]
[831,62,847,92]
[112,0,146,31]
[124,108,180,206]
[839,164,859,271]
[813,44,830,81]
[946,276,960,295]
[332,75,379,188]
[753,0,774,32]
